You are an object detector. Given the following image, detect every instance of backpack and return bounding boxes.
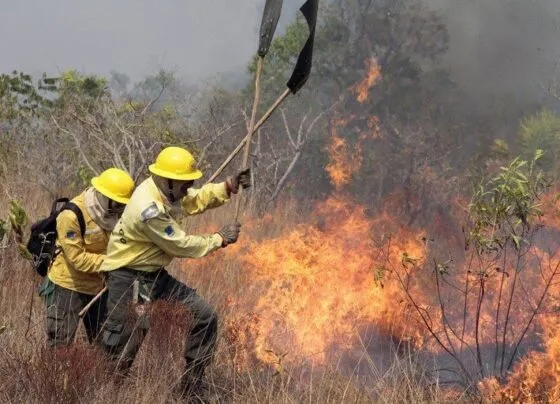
[26,197,86,276]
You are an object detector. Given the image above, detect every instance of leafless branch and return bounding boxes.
[139,78,168,116]
[51,116,99,175]
[281,109,297,149]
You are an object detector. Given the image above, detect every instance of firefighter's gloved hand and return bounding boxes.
[227,168,251,194]
[217,222,241,247]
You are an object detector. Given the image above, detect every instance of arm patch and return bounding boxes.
[164,225,175,236]
[140,203,160,222]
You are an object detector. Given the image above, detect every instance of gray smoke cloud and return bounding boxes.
[0,0,299,83]
[2,0,559,105]
[427,0,560,103]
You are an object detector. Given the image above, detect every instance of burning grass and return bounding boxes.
[3,173,560,402]
[0,236,448,403]
[0,182,453,403]
[1,57,559,403]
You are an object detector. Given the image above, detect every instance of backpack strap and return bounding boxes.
[50,197,70,215]
[61,202,86,237]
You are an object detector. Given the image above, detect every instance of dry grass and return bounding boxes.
[0,186,465,403]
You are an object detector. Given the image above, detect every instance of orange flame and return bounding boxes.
[324,115,362,190]
[477,232,560,402]
[232,196,427,365]
[354,57,381,104]
[325,135,360,189]
[324,57,382,190]
[185,53,560,403]
[183,56,424,368]
[199,189,560,381]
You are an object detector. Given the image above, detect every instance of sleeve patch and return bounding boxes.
[164,225,175,236]
[66,231,77,239]
[141,203,160,222]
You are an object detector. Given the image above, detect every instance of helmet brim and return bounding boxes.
[91,177,131,204]
[148,164,203,181]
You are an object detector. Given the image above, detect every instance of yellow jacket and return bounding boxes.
[48,190,108,295]
[100,177,229,273]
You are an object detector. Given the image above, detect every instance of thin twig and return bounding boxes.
[433,259,459,358]
[507,259,560,371]
[474,272,486,378]
[500,239,523,375]
[493,246,508,374]
[51,116,99,175]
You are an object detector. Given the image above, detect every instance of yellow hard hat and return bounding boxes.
[91,168,135,204]
[148,146,203,181]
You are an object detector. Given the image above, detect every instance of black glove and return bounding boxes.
[227,168,251,194]
[217,222,241,246]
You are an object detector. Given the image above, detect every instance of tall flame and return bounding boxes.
[221,196,427,366]
[189,54,420,368]
[325,57,383,190]
[354,57,381,104]
[325,142,359,190]
[182,54,560,404]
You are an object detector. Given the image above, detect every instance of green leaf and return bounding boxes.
[535,149,544,160]
[9,200,27,227]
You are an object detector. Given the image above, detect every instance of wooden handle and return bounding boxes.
[234,57,264,219]
[78,286,107,318]
[206,88,291,185]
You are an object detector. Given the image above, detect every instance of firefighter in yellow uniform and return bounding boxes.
[100,146,249,398]
[39,168,135,346]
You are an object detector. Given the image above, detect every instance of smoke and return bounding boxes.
[5,0,557,106]
[426,0,560,104]
[0,0,300,83]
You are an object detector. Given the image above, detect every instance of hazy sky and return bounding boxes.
[2,0,559,102]
[0,0,299,82]
[428,0,560,102]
